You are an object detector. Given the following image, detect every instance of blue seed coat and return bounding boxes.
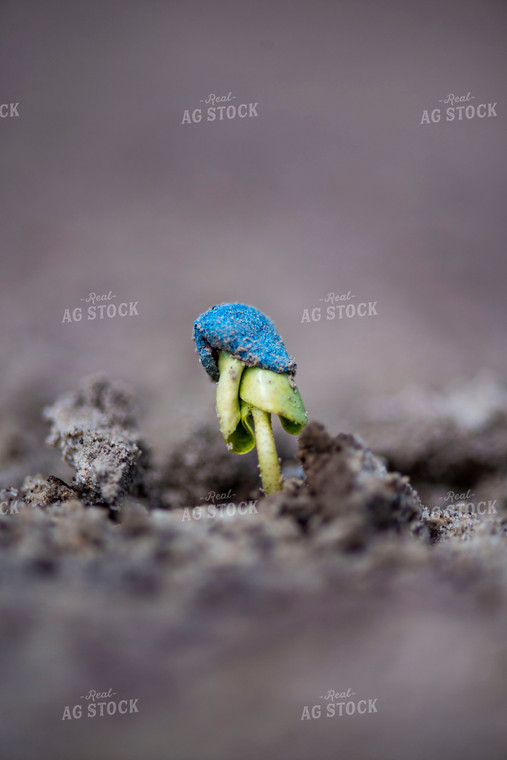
[194,303,297,382]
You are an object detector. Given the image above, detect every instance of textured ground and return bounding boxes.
[1,374,507,760]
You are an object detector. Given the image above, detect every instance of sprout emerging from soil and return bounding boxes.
[194,303,307,494]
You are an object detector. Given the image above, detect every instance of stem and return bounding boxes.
[251,407,283,494]
[216,351,245,440]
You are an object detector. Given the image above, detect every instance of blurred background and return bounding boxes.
[1,3,507,760]
[1,0,506,451]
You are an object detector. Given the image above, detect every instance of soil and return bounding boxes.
[1,373,507,760]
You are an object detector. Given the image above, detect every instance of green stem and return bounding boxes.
[251,407,283,494]
[216,351,245,440]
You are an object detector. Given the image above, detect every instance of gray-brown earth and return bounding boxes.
[1,374,507,760]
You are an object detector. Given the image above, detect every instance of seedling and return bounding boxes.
[194,303,307,494]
